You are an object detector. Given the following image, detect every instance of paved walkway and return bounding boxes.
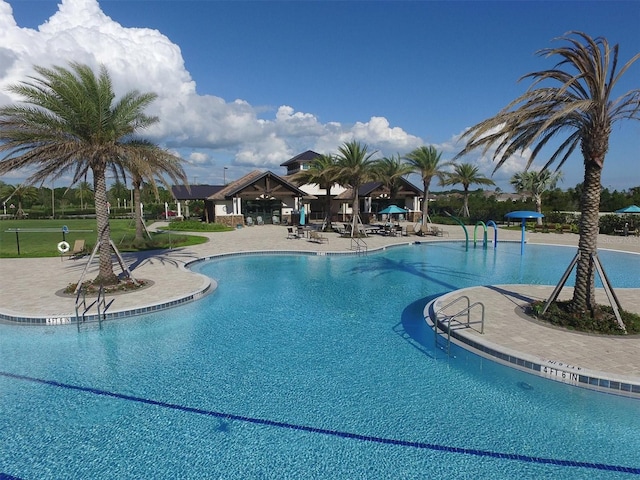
[1,222,639,395]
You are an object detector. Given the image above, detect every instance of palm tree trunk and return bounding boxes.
[535,194,543,225]
[324,184,332,231]
[351,191,360,237]
[421,184,429,233]
[133,178,144,243]
[462,187,470,217]
[93,167,118,285]
[570,164,601,314]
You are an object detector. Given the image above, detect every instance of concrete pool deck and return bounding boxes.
[1,222,639,395]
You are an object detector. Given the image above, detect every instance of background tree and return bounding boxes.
[74,181,94,211]
[455,31,640,319]
[510,170,563,224]
[371,154,413,204]
[404,145,452,232]
[335,141,376,236]
[291,153,339,230]
[442,163,495,217]
[0,184,38,218]
[0,62,162,285]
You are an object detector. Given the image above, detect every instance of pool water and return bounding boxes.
[1,242,639,478]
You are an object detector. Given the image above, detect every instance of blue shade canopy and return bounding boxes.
[505,211,545,219]
[505,211,544,255]
[615,205,640,214]
[379,205,407,215]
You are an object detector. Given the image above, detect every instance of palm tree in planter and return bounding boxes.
[335,141,377,237]
[455,31,640,323]
[124,140,188,244]
[442,163,495,217]
[510,170,563,225]
[0,62,161,286]
[291,153,340,231]
[0,184,38,218]
[404,145,453,233]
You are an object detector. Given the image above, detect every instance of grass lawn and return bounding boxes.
[0,219,207,258]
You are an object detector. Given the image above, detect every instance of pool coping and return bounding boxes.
[425,288,640,399]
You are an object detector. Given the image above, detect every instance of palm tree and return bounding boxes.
[404,146,452,233]
[291,153,340,230]
[455,31,640,316]
[0,184,38,218]
[371,154,413,203]
[335,141,377,236]
[124,139,187,243]
[510,170,563,225]
[0,62,160,285]
[443,163,495,217]
[75,181,93,211]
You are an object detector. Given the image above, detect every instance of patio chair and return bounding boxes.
[256,216,264,225]
[287,227,298,239]
[66,239,86,259]
[246,216,254,226]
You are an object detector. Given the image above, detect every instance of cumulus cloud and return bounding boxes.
[0,0,424,181]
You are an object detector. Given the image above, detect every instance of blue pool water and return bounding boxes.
[1,242,639,479]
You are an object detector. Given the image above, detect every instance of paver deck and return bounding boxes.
[1,222,639,395]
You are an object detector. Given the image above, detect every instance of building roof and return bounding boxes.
[208,170,315,200]
[279,150,321,167]
[171,184,223,200]
[335,178,423,200]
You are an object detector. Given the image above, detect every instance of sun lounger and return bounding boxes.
[309,231,328,243]
[66,239,86,259]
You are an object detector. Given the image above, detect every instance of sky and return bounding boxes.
[0,0,638,193]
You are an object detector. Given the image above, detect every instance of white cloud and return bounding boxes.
[0,0,424,180]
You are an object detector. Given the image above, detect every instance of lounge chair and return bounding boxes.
[309,231,328,244]
[287,227,298,239]
[66,239,86,259]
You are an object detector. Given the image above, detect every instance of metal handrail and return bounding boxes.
[434,296,485,355]
[351,236,368,255]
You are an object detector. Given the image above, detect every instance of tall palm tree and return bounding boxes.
[0,62,160,285]
[510,170,563,225]
[124,139,187,243]
[443,163,495,217]
[291,153,340,231]
[404,145,453,233]
[335,141,377,236]
[455,31,640,316]
[371,154,413,203]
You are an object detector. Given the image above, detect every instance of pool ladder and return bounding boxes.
[433,295,485,355]
[351,236,368,255]
[75,285,114,330]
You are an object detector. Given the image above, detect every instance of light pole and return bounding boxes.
[224,167,228,185]
[51,182,55,218]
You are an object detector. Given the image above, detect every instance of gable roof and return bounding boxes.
[280,150,321,167]
[208,170,315,200]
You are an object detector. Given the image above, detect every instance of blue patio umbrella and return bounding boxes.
[505,210,544,255]
[299,206,306,225]
[615,205,640,214]
[379,205,407,223]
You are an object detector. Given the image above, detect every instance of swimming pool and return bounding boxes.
[1,242,639,478]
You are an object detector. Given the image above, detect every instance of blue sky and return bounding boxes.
[1,0,639,192]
